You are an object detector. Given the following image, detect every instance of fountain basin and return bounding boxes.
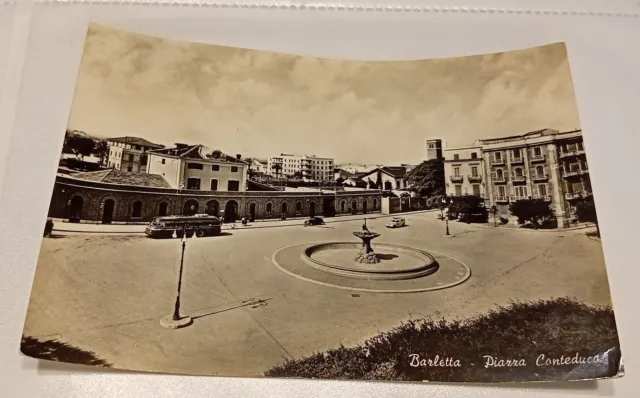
[302,242,438,280]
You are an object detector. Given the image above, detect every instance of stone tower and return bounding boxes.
[425,139,443,161]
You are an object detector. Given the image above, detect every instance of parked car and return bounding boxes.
[304,216,325,227]
[385,217,406,228]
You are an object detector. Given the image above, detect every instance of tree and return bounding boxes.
[508,199,555,229]
[574,195,600,237]
[93,140,109,165]
[243,157,255,180]
[405,159,445,198]
[64,135,95,160]
[271,162,283,178]
[449,195,487,223]
[292,171,304,180]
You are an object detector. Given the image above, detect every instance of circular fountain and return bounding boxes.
[271,226,471,293]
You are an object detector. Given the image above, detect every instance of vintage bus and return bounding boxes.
[145,214,222,238]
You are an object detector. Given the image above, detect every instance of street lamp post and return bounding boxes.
[442,197,451,236]
[161,221,195,329]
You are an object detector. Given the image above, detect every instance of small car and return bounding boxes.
[385,217,406,228]
[304,216,326,227]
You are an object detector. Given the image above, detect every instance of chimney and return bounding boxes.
[236,154,242,160]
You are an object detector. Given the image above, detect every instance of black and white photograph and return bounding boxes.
[20,23,622,383]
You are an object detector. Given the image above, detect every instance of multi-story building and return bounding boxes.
[443,129,591,228]
[443,144,486,198]
[146,144,248,193]
[267,154,334,182]
[106,136,164,172]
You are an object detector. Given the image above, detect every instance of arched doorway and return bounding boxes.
[281,202,288,220]
[309,201,316,217]
[69,196,83,223]
[131,201,143,218]
[340,200,346,213]
[373,198,378,210]
[224,200,238,223]
[249,202,257,221]
[351,199,357,215]
[183,199,199,216]
[158,202,168,217]
[102,199,115,224]
[362,199,368,214]
[206,200,219,217]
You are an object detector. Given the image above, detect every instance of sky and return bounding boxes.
[67,23,582,165]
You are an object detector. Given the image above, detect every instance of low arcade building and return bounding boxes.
[48,169,382,224]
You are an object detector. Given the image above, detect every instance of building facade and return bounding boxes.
[106,136,164,172]
[359,167,408,190]
[267,154,334,182]
[425,138,443,161]
[443,129,591,228]
[146,144,248,192]
[48,172,381,224]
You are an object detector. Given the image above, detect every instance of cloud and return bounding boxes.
[68,25,580,164]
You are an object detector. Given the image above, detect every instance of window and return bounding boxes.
[266,203,272,216]
[496,169,503,178]
[186,177,201,190]
[498,186,506,196]
[428,143,434,149]
[454,185,462,196]
[472,184,481,197]
[454,167,460,177]
[514,167,523,177]
[228,180,240,191]
[210,179,218,191]
[471,152,478,159]
[131,201,143,218]
[161,159,166,165]
[231,166,238,172]
[536,165,544,176]
[533,147,542,156]
[296,202,302,214]
[453,154,460,160]
[212,165,220,171]
[538,184,547,196]
[471,166,478,177]
[515,186,528,197]
[128,154,134,162]
[127,166,133,172]
[512,149,521,158]
[187,163,203,170]
[495,152,502,160]
[396,180,401,189]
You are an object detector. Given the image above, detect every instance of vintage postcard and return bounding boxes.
[21,23,622,383]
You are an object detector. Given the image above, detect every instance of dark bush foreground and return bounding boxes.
[21,336,112,367]
[266,298,621,382]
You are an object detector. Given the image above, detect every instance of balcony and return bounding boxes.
[532,195,552,202]
[561,168,589,178]
[492,176,507,184]
[530,154,546,162]
[491,158,505,166]
[511,175,526,183]
[559,149,586,159]
[468,175,482,183]
[510,195,529,202]
[531,173,548,182]
[494,196,509,203]
[450,175,463,183]
[510,156,524,165]
[565,191,591,200]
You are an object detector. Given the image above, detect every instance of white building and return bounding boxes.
[267,153,334,182]
[146,144,248,192]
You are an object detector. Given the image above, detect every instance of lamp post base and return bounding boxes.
[160,314,193,329]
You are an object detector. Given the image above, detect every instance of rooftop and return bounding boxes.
[67,169,171,188]
[107,136,164,149]
[148,144,246,163]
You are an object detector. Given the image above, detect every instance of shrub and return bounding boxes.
[265,298,621,382]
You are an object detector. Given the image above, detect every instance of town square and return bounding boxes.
[25,211,609,376]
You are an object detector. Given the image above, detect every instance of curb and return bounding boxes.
[52,209,439,235]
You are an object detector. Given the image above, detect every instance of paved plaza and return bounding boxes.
[23,212,611,376]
